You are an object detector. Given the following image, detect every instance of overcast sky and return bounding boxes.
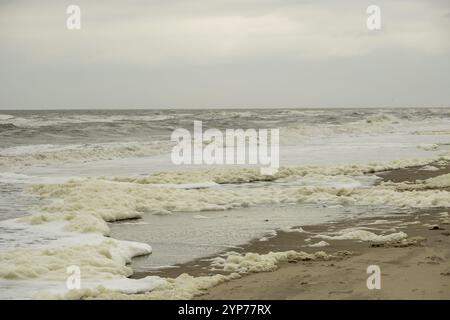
[1,0,449,109]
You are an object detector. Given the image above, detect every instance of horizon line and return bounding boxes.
[1,106,450,111]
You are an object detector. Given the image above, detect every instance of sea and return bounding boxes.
[1,108,450,299]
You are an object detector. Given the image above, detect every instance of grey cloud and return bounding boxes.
[0,0,449,109]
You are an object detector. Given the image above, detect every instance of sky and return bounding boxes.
[0,0,449,109]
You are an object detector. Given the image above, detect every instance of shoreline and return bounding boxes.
[132,163,450,299]
[198,208,450,299]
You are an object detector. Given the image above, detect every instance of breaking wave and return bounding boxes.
[0,141,173,168]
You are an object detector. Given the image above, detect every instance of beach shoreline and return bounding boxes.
[198,209,450,299]
[2,109,450,299]
[130,163,450,299]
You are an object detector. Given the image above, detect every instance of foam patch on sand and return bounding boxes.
[258,230,277,242]
[35,272,241,300]
[210,250,331,274]
[28,247,342,299]
[315,228,407,242]
[424,173,450,188]
[306,241,330,247]
[396,172,450,190]
[420,165,440,171]
[280,226,305,233]
[370,236,426,248]
[344,188,450,208]
[0,237,151,280]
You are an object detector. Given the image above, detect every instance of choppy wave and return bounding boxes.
[0,113,177,127]
[1,108,450,167]
[0,141,172,168]
[280,112,450,144]
[0,123,19,132]
[0,114,14,121]
[1,108,449,137]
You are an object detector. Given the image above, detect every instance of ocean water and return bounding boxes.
[1,108,450,299]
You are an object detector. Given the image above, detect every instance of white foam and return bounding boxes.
[192,215,212,219]
[258,230,277,242]
[0,114,14,121]
[306,241,330,247]
[420,165,440,171]
[27,171,450,226]
[210,250,330,274]
[0,270,166,300]
[424,173,450,188]
[0,233,151,281]
[315,228,407,242]
[35,272,239,300]
[0,204,154,299]
[280,226,305,233]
